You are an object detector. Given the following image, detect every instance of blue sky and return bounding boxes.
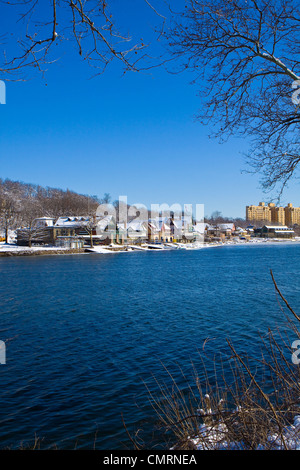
[0,0,299,219]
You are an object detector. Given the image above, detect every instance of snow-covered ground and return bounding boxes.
[1,237,300,256]
[0,243,69,252]
[85,246,118,254]
[190,414,300,450]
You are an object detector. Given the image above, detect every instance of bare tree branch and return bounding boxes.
[0,0,167,79]
[167,0,300,195]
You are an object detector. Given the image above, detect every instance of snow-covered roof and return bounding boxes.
[96,215,114,230]
[35,217,55,221]
[263,225,290,230]
[148,219,171,231]
[193,223,208,233]
[148,221,159,232]
[55,215,115,229]
[55,216,89,227]
[34,217,55,227]
[218,223,235,230]
[171,220,183,230]
[127,220,147,232]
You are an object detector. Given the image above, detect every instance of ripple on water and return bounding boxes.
[0,244,299,448]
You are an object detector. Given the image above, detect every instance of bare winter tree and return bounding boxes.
[0,189,20,243]
[167,0,300,195]
[18,195,45,247]
[0,179,23,243]
[2,1,299,196]
[36,186,99,219]
[0,0,167,80]
[100,193,111,205]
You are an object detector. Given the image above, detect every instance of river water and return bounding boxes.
[0,243,299,449]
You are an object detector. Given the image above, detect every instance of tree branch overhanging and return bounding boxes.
[167,0,300,194]
[0,0,167,78]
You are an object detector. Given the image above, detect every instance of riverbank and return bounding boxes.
[0,245,86,257]
[1,238,300,257]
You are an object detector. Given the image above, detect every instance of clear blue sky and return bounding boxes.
[0,0,299,219]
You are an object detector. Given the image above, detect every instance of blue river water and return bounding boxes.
[0,243,299,449]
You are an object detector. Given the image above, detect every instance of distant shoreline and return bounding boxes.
[0,246,86,257]
[1,238,300,258]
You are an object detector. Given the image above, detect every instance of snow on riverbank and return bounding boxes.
[0,243,85,256]
[1,238,300,257]
[85,246,118,254]
[0,244,67,252]
[190,414,300,450]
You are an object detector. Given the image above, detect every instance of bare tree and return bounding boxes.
[18,196,45,247]
[0,179,23,243]
[2,1,298,196]
[100,193,111,205]
[35,186,99,220]
[0,0,167,80]
[0,193,20,243]
[167,0,300,195]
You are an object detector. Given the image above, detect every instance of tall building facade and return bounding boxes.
[284,203,300,226]
[268,203,285,225]
[246,202,271,223]
[246,202,300,226]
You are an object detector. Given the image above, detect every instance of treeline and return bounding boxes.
[0,178,108,243]
[204,210,248,228]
